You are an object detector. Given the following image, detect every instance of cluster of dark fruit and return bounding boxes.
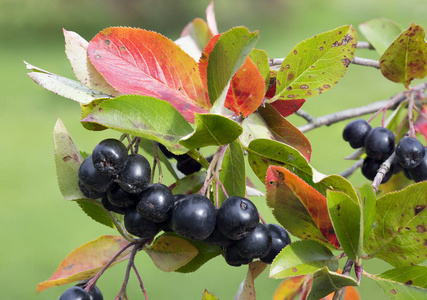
[343,119,427,183]
[59,285,102,300]
[78,138,291,267]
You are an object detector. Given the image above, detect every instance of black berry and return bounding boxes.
[236,223,272,259]
[92,139,128,175]
[101,195,127,214]
[217,196,259,240]
[87,286,103,300]
[118,153,151,194]
[342,119,372,149]
[364,127,395,160]
[223,243,252,267]
[260,224,291,264]
[176,156,202,175]
[78,181,105,199]
[169,194,216,240]
[59,286,90,300]
[78,155,113,193]
[408,148,427,182]
[361,157,394,183]
[124,206,160,238]
[395,137,425,169]
[137,183,174,223]
[107,184,138,208]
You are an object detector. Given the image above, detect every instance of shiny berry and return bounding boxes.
[59,286,90,300]
[101,195,126,214]
[176,156,202,175]
[361,157,394,183]
[223,243,252,267]
[137,183,174,223]
[78,155,113,193]
[408,148,427,182]
[260,224,291,264]
[107,184,138,208]
[342,119,372,149]
[364,127,395,160]
[118,154,151,194]
[92,139,128,175]
[395,137,425,169]
[236,223,272,259]
[124,206,160,238]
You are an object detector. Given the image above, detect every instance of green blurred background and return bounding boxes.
[2,0,426,299]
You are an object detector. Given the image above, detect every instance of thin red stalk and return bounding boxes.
[132,263,148,300]
[115,241,143,300]
[408,91,416,138]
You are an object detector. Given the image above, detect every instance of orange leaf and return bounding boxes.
[37,235,132,292]
[273,275,307,300]
[225,57,265,117]
[87,27,210,123]
[199,34,222,92]
[266,165,339,248]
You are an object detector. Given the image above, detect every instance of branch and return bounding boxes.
[372,152,396,192]
[297,99,397,133]
[339,159,363,178]
[351,57,380,69]
[357,41,374,49]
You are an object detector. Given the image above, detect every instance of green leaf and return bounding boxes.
[82,95,193,154]
[239,113,277,148]
[179,113,243,149]
[250,49,270,92]
[270,25,357,102]
[269,240,338,279]
[218,140,246,205]
[207,26,259,104]
[306,267,359,300]
[170,171,206,195]
[246,138,358,200]
[235,261,267,300]
[202,290,219,300]
[365,182,427,267]
[380,23,427,88]
[76,199,114,229]
[53,118,85,200]
[144,235,198,272]
[357,184,376,246]
[368,266,427,299]
[327,191,361,262]
[359,18,403,55]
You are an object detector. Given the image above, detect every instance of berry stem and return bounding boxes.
[152,142,163,184]
[372,152,396,192]
[85,240,135,293]
[132,263,149,300]
[408,91,416,138]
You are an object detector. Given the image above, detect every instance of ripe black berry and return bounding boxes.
[342,119,372,149]
[59,286,90,300]
[78,181,105,199]
[361,157,394,183]
[87,286,103,300]
[118,154,151,194]
[124,206,160,238]
[92,139,128,175]
[217,196,259,240]
[101,195,126,214]
[137,183,174,223]
[223,243,252,267]
[260,224,291,264]
[169,194,216,240]
[176,156,202,175]
[236,223,272,259]
[395,137,425,169]
[158,143,178,159]
[107,184,138,208]
[364,127,395,160]
[408,148,427,182]
[78,155,113,193]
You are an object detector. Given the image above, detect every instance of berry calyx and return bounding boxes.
[395,137,425,169]
[59,286,90,300]
[92,138,128,176]
[260,224,291,264]
[408,148,427,182]
[236,223,272,259]
[342,119,372,149]
[137,183,174,223]
[217,196,259,240]
[169,194,216,240]
[364,127,395,160]
[118,153,151,194]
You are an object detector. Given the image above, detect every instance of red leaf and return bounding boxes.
[270,99,306,118]
[199,34,222,92]
[225,57,266,117]
[266,165,339,248]
[258,104,312,161]
[415,105,427,141]
[87,27,210,123]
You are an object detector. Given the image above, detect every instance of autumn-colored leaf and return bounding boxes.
[414,106,427,141]
[380,23,427,88]
[202,289,219,300]
[258,103,311,161]
[270,99,306,118]
[324,285,361,300]
[266,165,339,248]
[37,235,132,292]
[235,261,267,300]
[273,276,307,300]
[87,27,210,123]
[199,34,222,93]
[225,56,265,116]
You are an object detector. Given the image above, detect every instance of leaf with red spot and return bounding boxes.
[224,57,265,116]
[37,235,132,292]
[87,27,210,123]
[270,99,306,118]
[380,23,427,88]
[266,165,339,248]
[414,105,427,141]
[258,103,311,161]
